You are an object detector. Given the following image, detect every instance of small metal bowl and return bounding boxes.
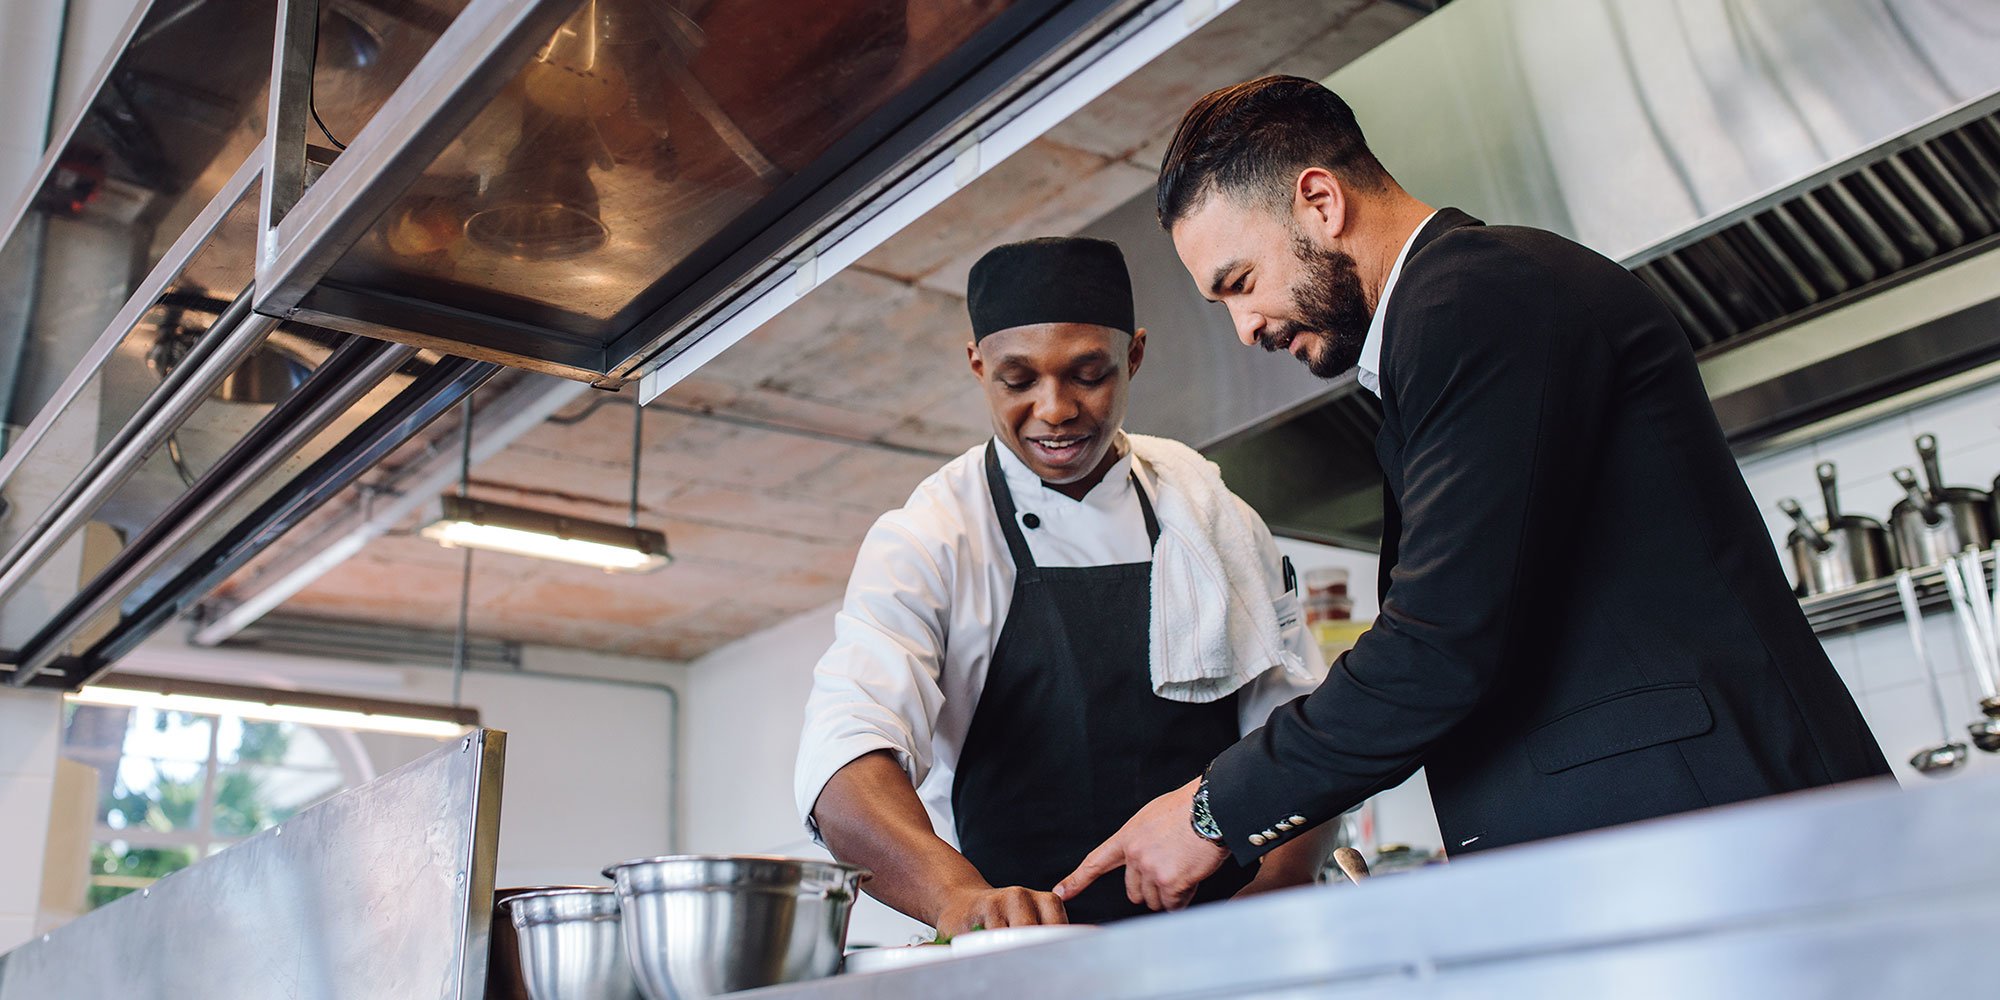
[603,855,869,1000]
[491,886,599,999]
[503,887,641,1000]
[1969,717,2000,754]
[1909,742,1970,775]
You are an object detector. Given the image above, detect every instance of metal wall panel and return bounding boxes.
[0,729,505,1000]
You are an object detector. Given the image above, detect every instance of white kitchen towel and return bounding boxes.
[1130,434,1308,702]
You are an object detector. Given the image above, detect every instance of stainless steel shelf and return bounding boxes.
[1800,548,1997,636]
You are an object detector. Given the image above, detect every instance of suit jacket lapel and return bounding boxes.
[1373,208,1482,591]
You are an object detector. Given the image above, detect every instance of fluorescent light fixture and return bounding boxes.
[420,495,670,573]
[67,674,477,740]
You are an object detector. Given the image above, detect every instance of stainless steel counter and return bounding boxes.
[748,771,1999,998]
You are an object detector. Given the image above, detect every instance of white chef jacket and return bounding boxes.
[795,432,1326,846]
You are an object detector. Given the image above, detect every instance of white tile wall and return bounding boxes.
[1742,378,2000,785]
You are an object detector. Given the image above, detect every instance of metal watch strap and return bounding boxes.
[1190,772,1226,844]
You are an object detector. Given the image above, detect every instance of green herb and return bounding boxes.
[925,922,982,946]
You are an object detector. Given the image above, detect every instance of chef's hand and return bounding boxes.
[1054,777,1227,912]
[935,885,1068,937]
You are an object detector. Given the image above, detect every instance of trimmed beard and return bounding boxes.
[1255,232,1372,379]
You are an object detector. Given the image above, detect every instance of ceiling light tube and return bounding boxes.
[420,495,670,573]
[67,673,478,740]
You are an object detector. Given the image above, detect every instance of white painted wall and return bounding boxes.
[1737,378,2000,783]
[111,635,687,890]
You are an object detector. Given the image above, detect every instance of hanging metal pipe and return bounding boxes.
[0,287,277,607]
[629,391,642,528]
[451,394,474,708]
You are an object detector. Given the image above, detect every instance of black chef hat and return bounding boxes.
[966,237,1135,341]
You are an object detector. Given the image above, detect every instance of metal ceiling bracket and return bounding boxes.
[258,0,320,273]
[255,0,583,318]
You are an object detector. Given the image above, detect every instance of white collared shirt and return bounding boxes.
[1355,210,1440,398]
[794,432,1325,845]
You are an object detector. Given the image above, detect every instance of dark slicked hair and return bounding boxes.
[1156,75,1390,230]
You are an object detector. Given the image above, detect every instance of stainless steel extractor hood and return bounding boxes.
[252,0,1169,388]
[1113,0,2000,548]
[0,0,504,691]
[0,0,1281,690]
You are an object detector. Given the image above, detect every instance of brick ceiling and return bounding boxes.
[235,0,1417,661]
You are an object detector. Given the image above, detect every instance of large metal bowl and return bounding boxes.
[504,887,642,1000]
[603,855,869,1000]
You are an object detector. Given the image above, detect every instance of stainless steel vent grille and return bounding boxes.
[1632,109,2000,353]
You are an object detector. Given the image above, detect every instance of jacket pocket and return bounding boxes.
[1526,683,1714,775]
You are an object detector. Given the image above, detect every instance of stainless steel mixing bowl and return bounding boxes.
[504,887,642,1000]
[603,855,869,1000]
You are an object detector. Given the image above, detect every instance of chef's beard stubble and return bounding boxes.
[1261,231,1371,380]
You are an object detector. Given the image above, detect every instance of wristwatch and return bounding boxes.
[1189,771,1226,845]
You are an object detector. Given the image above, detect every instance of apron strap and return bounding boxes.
[983,441,1160,566]
[984,442,1039,571]
[1134,475,1162,551]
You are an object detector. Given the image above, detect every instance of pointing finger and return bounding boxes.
[1054,839,1125,900]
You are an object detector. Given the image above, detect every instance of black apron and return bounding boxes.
[951,444,1256,924]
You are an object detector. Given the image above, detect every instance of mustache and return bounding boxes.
[1255,323,1314,353]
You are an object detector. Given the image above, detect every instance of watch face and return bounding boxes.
[1191,780,1225,843]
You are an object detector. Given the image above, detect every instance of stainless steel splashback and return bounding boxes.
[0,729,506,1000]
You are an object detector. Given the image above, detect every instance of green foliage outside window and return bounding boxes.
[67,710,338,909]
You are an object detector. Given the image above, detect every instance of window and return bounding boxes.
[59,701,452,908]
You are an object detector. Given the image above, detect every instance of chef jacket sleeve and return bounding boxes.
[795,511,954,840]
[1205,235,1603,863]
[1235,494,1330,736]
